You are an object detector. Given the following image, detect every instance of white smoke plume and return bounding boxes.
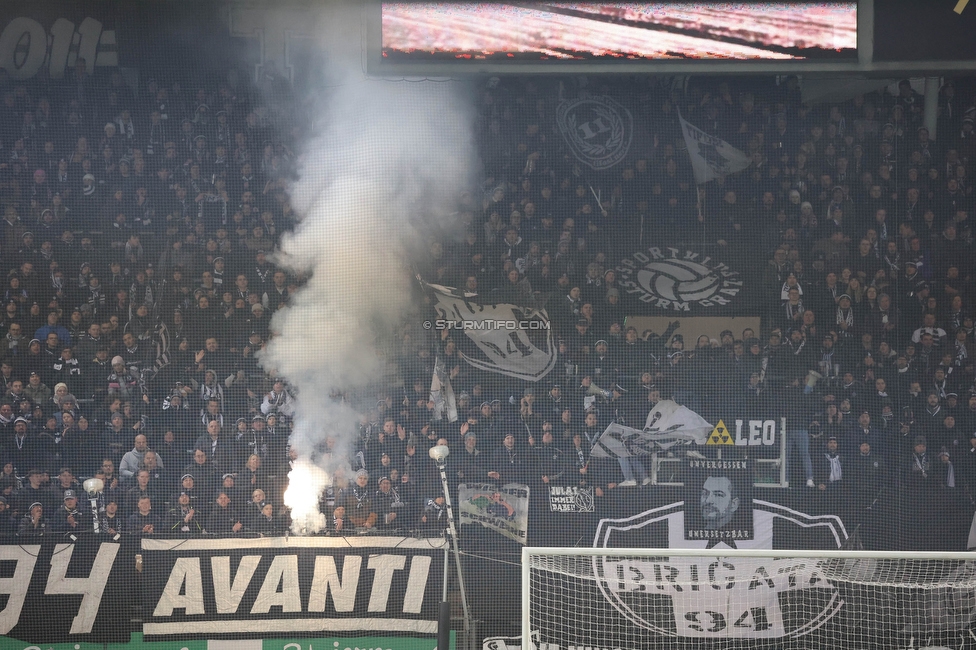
[259,43,476,533]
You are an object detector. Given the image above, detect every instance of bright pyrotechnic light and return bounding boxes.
[283,457,330,534]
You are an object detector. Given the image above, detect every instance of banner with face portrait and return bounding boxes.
[684,458,754,546]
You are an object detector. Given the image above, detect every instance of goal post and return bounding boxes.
[522,547,976,649]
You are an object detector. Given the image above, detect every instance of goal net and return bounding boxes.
[522,548,976,650]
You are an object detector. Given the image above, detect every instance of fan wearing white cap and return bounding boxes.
[17,500,48,536]
[54,489,89,532]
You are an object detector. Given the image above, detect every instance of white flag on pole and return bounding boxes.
[430,354,458,423]
[590,400,712,457]
[679,113,752,184]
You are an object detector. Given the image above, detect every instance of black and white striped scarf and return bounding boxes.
[836,306,854,328]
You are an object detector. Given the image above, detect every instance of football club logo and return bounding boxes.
[556,95,633,171]
[616,247,744,312]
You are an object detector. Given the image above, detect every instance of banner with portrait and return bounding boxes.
[684,458,755,546]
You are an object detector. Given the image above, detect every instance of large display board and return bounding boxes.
[366,0,976,74]
[381,2,858,63]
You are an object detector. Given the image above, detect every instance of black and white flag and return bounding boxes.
[424,282,556,383]
[679,114,752,184]
[430,353,458,423]
[590,400,712,457]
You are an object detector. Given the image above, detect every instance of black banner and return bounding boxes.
[548,486,595,513]
[0,537,131,643]
[140,536,447,640]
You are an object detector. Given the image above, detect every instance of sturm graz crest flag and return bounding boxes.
[615,245,759,315]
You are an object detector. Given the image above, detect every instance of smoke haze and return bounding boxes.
[258,20,476,531]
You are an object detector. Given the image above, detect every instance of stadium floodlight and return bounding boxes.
[428,443,470,642]
[82,478,104,496]
[83,478,105,534]
[428,444,450,463]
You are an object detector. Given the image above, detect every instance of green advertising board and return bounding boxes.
[0,634,448,650]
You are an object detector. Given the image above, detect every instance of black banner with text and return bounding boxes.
[0,538,130,643]
[140,536,448,641]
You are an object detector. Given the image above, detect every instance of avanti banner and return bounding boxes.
[140,536,447,640]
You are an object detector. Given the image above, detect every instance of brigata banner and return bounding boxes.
[459,483,530,544]
[0,538,130,643]
[140,536,447,640]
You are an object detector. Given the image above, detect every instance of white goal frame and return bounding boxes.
[521,547,976,648]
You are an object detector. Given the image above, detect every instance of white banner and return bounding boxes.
[590,400,712,457]
[679,114,752,184]
[459,483,530,544]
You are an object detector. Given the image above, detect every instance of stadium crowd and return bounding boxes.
[0,61,974,548]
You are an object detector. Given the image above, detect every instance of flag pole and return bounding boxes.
[698,185,706,258]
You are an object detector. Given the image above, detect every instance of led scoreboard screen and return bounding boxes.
[379,2,859,64]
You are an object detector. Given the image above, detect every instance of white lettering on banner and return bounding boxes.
[367,555,406,612]
[0,16,118,80]
[152,553,434,618]
[153,557,205,617]
[548,486,595,513]
[212,555,261,614]
[732,419,785,446]
[141,538,445,637]
[44,543,119,634]
[594,504,849,639]
[603,558,831,638]
[403,555,432,614]
[0,545,39,634]
[252,555,302,614]
[228,6,313,83]
[309,556,361,612]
